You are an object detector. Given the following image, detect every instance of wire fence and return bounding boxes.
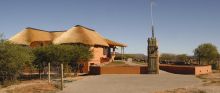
[0,63,84,89]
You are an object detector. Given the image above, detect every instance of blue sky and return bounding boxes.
[0,0,220,55]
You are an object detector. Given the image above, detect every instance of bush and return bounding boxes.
[194,43,219,66]
[33,44,93,65]
[0,42,34,85]
[33,44,93,76]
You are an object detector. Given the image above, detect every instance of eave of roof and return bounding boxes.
[105,38,127,47]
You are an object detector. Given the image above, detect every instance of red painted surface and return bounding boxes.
[159,64,212,75]
[89,65,212,75]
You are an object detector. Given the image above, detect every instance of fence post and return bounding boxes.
[61,63,64,90]
[48,62,51,83]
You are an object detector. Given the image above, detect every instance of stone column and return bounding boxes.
[147,37,159,74]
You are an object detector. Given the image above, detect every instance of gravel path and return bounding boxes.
[58,71,202,93]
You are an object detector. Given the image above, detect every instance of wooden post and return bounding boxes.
[61,63,64,90]
[123,47,125,61]
[121,47,123,61]
[48,62,51,83]
[39,69,42,80]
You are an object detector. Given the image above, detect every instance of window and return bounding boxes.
[103,47,108,55]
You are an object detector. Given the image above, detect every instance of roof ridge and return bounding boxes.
[26,27,65,32]
[75,25,95,31]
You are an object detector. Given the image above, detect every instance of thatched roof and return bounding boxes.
[104,39,127,47]
[53,25,109,46]
[9,25,127,47]
[9,27,64,45]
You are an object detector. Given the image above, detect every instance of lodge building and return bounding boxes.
[9,25,127,72]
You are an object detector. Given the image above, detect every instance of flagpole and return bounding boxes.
[150,0,155,38]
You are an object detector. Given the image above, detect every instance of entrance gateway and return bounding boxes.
[147,0,159,74]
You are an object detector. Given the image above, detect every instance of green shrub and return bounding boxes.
[33,44,93,76]
[194,43,219,66]
[0,42,34,85]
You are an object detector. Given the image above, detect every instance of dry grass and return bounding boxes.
[104,61,129,66]
[197,70,220,86]
[6,83,56,93]
[0,80,57,93]
[132,61,147,65]
[0,75,85,93]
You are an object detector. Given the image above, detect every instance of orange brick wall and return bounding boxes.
[82,47,109,73]
[89,47,107,65]
[195,65,212,75]
[82,62,89,73]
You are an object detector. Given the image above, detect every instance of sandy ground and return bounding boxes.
[155,70,220,93]
[58,71,202,93]
[1,71,219,93]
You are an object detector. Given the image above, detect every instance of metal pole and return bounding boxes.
[150,0,155,38]
[61,63,64,90]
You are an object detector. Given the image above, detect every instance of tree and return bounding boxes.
[176,54,189,62]
[54,44,93,76]
[115,54,147,62]
[160,53,176,62]
[0,42,34,85]
[0,33,4,43]
[32,45,54,79]
[194,43,219,65]
[33,44,93,78]
[216,53,220,69]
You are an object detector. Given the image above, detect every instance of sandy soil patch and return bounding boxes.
[198,70,220,86]
[0,75,85,93]
[155,88,206,93]
[156,70,220,93]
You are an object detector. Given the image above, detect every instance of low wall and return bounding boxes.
[194,65,212,75]
[159,64,212,75]
[90,66,148,74]
[90,65,212,75]
[159,65,195,74]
